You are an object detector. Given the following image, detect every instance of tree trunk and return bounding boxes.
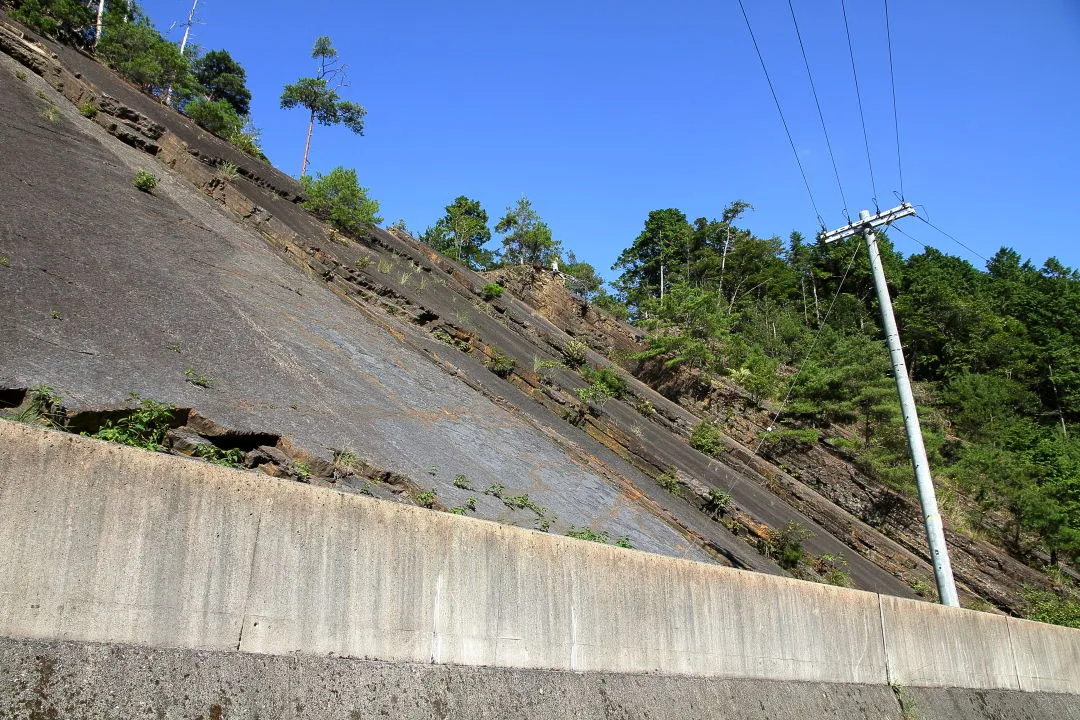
[301,111,315,177]
[93,0,105,47]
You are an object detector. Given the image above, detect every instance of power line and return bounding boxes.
[840,0,879,208]
[787,0,849,218]
[889,223,929,252]
[883,0,905,200]
[755,238,863,454]
[736,0,825,229]
[914,214,991,264]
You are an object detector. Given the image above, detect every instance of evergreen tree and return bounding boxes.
[422,196,493,270]
[280,36,366,177]
[494,197,560,266]
[191,49,251,115]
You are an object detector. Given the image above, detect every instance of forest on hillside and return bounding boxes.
[7,0,1078,620]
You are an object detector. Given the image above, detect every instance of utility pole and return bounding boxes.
[659,229,665,300]
[163,0,201,107]
[819,202,960,608]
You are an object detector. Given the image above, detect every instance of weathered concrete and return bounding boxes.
[2,421,1079,702]
[4,636,1080,720]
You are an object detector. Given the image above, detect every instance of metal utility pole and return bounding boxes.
[163,0,201,106]
[819,202,960,608]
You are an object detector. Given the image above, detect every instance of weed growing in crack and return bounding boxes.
[0,256,9,267]
[703,488,732,518]
[449,497,478,515]
[166,343,182,353]
[184,368,214,388]
[415,488,437,508]
[354,255,372,269]
[566,526,609,543]
[657,468,681,497]
[11,384,65,428]
[217,161,239,181]
[453,474,473,490]
[615,536,634,549]
[481,282,504,301]
[292,460,311,481]
[193,444,244,468]
[486,348,515,378]
[14,70,27,81]
[133,169,158,192]
[563,339,589,368]
[483,483,505,498]
[334,449,360,469]
[41,104,60,123]
[376,259,393,274]
[78,101,97,119]
[759,521,813,571]
[88,394,174,451]
[50,311,61,320]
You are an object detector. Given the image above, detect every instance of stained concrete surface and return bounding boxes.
[3,636,1079,720]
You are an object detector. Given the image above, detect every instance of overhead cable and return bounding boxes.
[883,0,905,199]
[840,0,879,208]
[787,0,849,219]
[736,0,825,229]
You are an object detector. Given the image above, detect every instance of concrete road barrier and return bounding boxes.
[1,421,1078,695]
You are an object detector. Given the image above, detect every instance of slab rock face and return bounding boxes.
[0,35,710,560]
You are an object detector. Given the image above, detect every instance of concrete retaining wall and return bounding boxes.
[1,422,1078,696]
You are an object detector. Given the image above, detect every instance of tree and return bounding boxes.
[561,251,604,301]
[611,208,692,313]
[495,197,560,266]
[300,167,382,235]
[192,49,251,115]
[9,0,93,45]
[422,196,493,270]
[96,3,194,99]
[280,36,366,177]
[185,97,244,137]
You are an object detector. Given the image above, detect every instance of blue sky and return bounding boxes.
[140,0,1080,282]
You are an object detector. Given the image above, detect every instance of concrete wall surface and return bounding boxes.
[4,636,1080,720]
[1,422,1079,697]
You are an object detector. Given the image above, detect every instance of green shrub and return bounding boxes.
[453,474,472,490]
[217,161,239,181]
[762,522,814,570]
[415,488,437,508]
[563,339,589,368]
[192,444,244,467]
[657,468,681,497]
[97,17,194,98]
[1021,586,1080,628]
[10,0,93,45]
[78,101,97,118]
[89,395,175,451]
[758,428,820,456]
[582,365,627,399]
[185,97,245,138]
[486,348,516,377]
[566,526,609,543]
[11,384,65,428]
[183,368,214,388]
[690,420,724,457]
[301,166,382,236]
[133,169,158,192]
[481,282,504,300]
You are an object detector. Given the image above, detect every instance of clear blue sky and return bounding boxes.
[140,0,1080,281]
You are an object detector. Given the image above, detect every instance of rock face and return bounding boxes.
[0,12,1064,614]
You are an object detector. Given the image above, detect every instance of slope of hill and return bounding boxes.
[0,13,1066,618]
